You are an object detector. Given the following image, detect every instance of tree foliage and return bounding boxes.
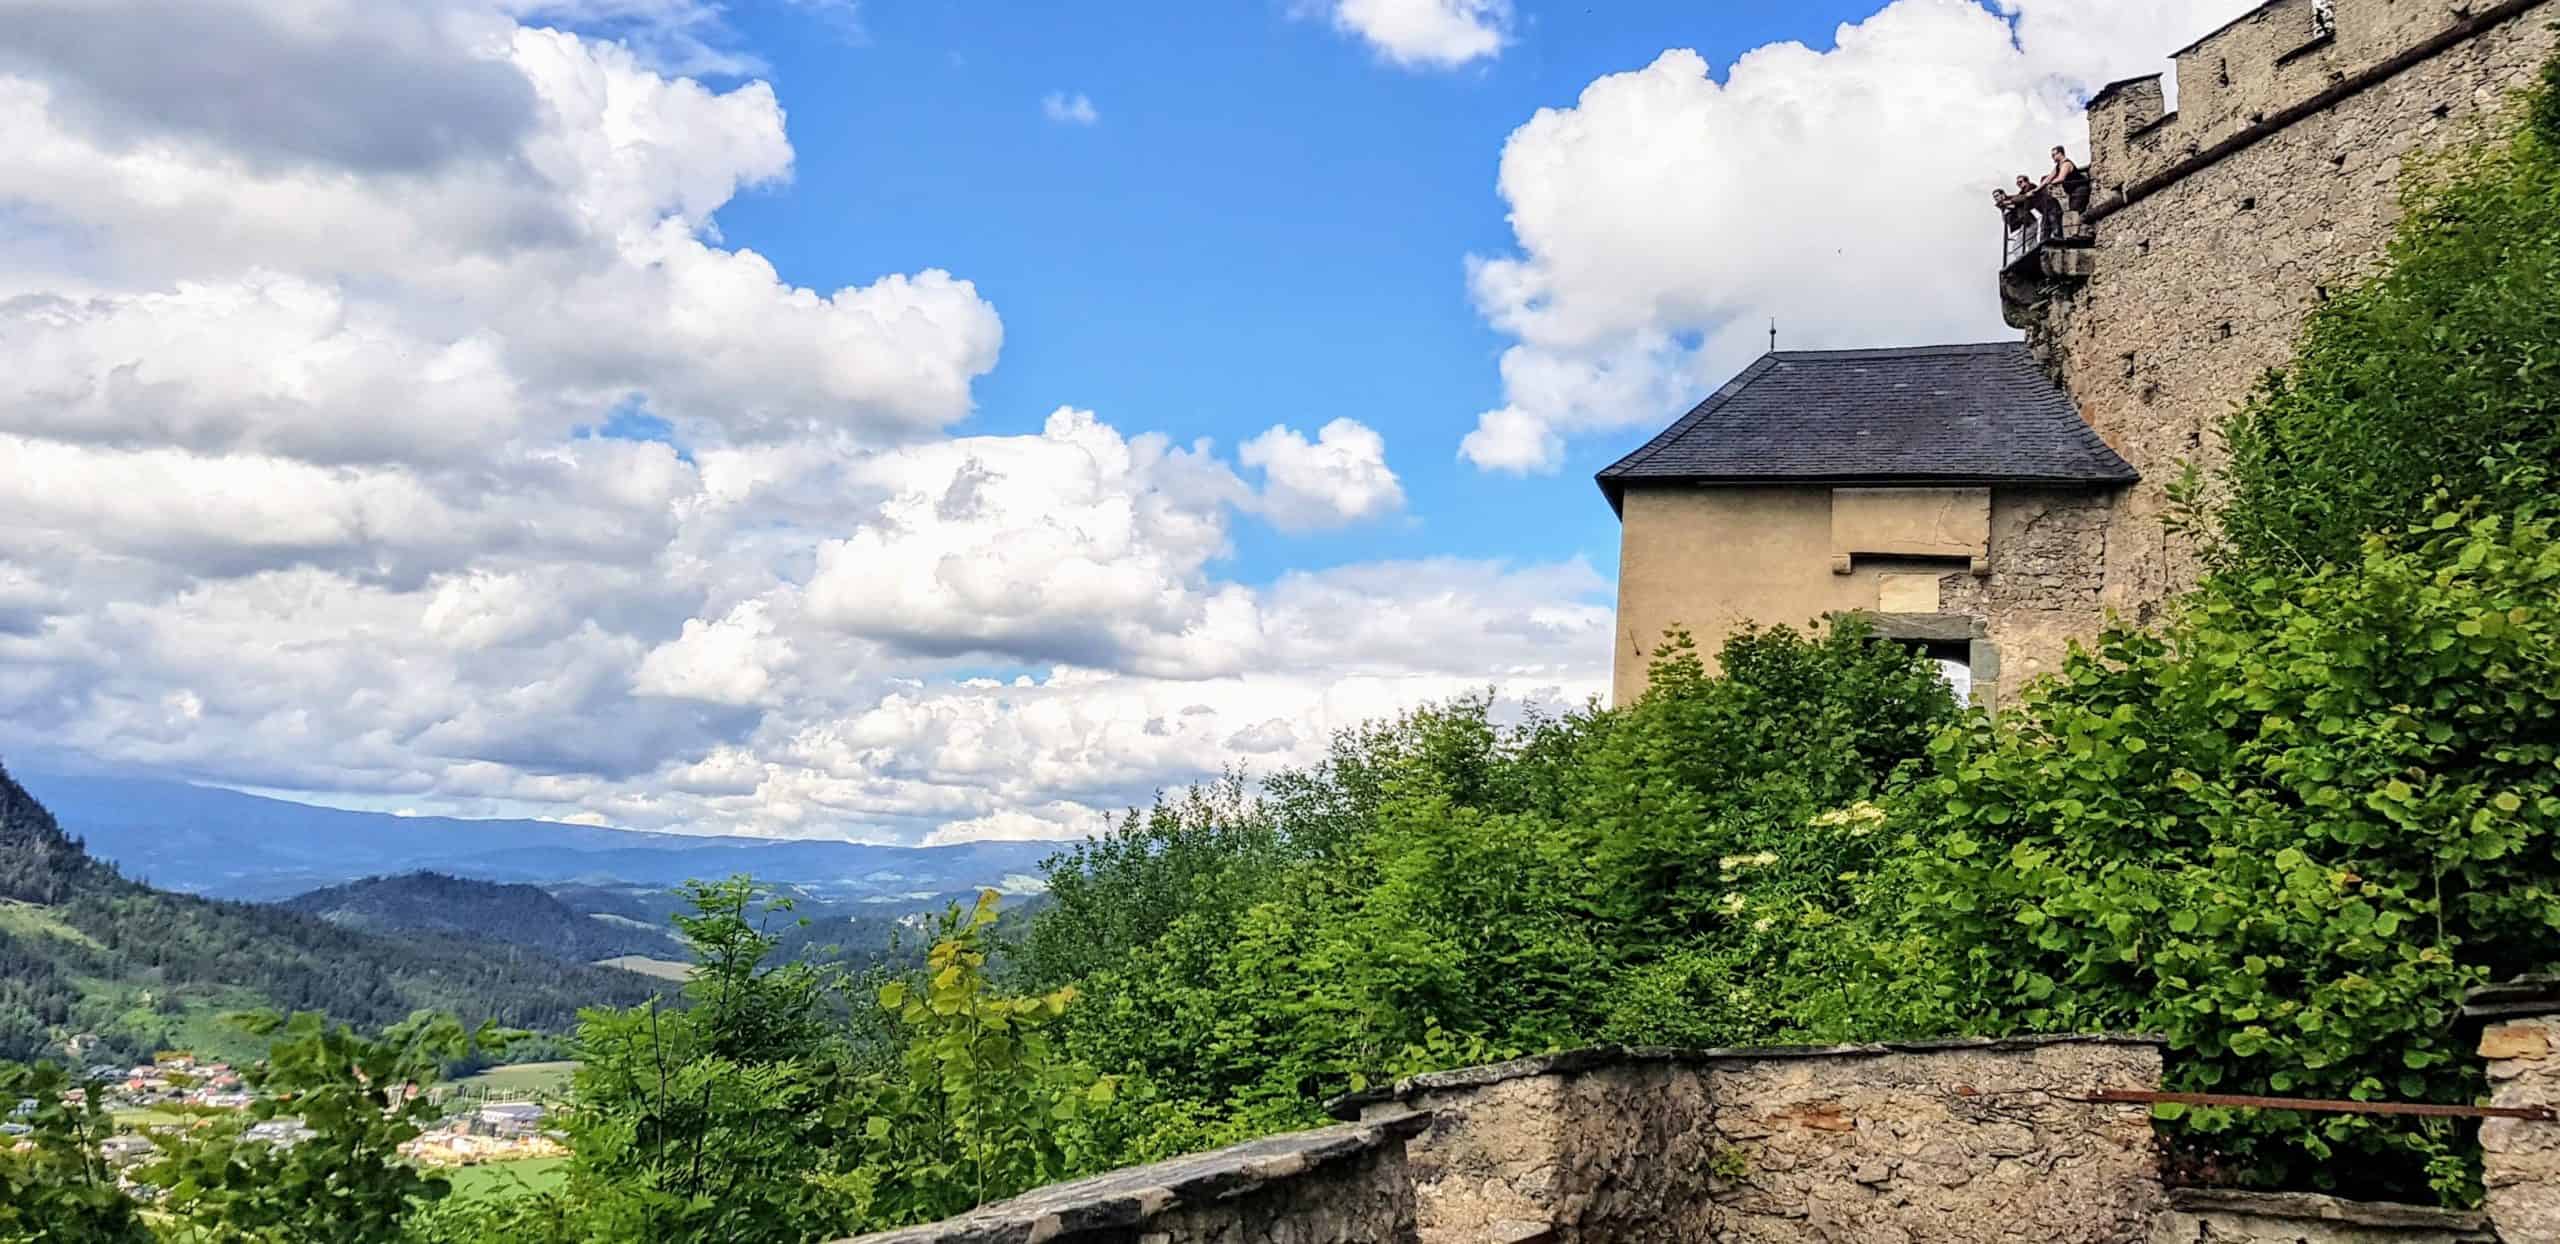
[142,1010,497,1242]
[0,1063,153,1243]
[2218,68,2560,574]
[1029,622,1958,1119]
[1858,499,2560,1201]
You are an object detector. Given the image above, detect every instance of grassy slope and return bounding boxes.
[446,1156,570,1201]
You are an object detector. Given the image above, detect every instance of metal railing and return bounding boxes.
[2000,172,2094,270]
[2002,215,2054,269]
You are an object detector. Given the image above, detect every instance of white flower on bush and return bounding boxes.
[1720,893,1748,916]
[1811,801,1888,836]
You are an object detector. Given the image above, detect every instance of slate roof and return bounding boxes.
[1596,341,2137,514]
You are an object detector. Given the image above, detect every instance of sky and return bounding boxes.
[0,0,2259,845]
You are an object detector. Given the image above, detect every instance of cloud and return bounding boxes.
[1041,91,1099,125]
[1458,0,2260,472]
[0,0,535,175]
[0,0,1603,845]
[633,599,797,707]
[1302,0,1511,69]
[504,0,868,77]
[1240,418,1406,532]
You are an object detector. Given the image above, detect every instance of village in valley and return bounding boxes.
[7,1052,566,1196]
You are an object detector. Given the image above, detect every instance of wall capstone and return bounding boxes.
[2150,1189,2495,1243]
[836,1112,1429,1244]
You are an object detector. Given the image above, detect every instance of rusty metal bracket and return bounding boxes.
[2076,1089,2556,1122]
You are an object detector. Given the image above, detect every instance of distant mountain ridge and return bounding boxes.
[0,763,661,1063]
[20,772,1068,901]
[281,871,682,964]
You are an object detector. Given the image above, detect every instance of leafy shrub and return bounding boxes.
[1876,503,2560,1202]
[145,1009,498,1242]
[0,1063,152,1243]
[1037,621,1959,1116]
[2218,63,2560,575]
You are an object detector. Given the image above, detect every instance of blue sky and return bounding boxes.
[707,0,1887,584]
[0,0,2247,839]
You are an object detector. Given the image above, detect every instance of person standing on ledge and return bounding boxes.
[2040,145,2081,215]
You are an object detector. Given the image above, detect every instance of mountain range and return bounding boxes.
[0,763,663,1064]
[19,772,1069,901]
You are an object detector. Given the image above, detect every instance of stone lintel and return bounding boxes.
[2465,974,2560,1021]
[1854,611,1981,644]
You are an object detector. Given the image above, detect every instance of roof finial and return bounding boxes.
[1769,318,1778,354]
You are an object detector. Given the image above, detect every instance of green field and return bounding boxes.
[452,1060,578,1100]
[0,900,103,949]
[594,954,692,981]
[445,1156,568,1201]
[110,1107,189,1129]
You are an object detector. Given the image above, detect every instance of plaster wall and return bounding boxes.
[1614,485,2111,704]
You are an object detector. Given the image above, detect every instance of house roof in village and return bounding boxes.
[1595,341,2139,514]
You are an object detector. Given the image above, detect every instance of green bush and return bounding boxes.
[2218,62,2560,575]
[0,1063,153,1243]
[1873,502,2560,1201]
[1037,621,1959,1116]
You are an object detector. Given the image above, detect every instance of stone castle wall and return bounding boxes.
[2014,0,2557,629]
[2481,1014,2560,1243]
[843,1036,2172,1244]
[840,1026,2560,1244]
[1940,489,2115,696]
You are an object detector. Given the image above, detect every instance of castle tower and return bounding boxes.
[2007,0,2558,627]
[1602,0,2558,707]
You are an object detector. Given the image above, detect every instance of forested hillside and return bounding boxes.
[282,872,683,965]
[0,765,662,1063]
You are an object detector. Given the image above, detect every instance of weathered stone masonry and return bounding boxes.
[845,1036,2173,1244]
[840,1025,2560,1243]
[2008,0,2559,639]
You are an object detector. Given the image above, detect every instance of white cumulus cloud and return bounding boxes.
[0,0,1601,844]
[1240,419,1406,532]
[1458,0,2259,473]
[1304,0,1511,69]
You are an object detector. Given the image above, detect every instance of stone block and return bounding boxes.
[2480,1023,2551,1061]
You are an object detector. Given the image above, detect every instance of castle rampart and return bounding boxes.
[2012,0,2556,629]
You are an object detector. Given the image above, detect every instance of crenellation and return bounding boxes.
[2020,0,2556,633]
[2083,0,2541,218]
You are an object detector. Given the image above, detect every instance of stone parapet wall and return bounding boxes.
[1701,1036,2161,1243]
[841,1031,2560,1244]
[844,1037,2172,1244]
[838,1113,1429,1244]
[2481,1014,2560,1243]
[1353,1051,1718,1242]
